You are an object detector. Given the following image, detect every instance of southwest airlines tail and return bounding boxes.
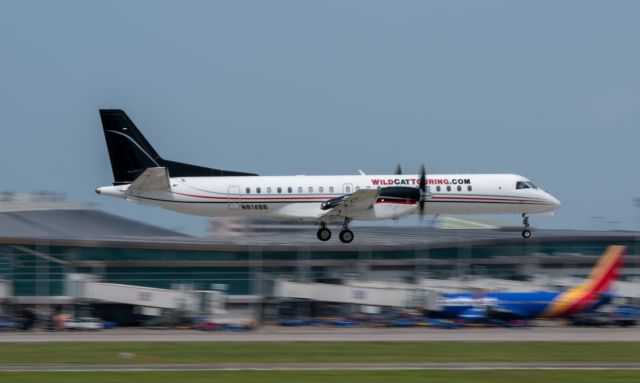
[99,109,257,185]
[544,245,625,317]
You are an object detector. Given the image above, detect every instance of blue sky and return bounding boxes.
[1,1,639,235]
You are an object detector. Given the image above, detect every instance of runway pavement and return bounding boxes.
[2,362,640,371]
[2,325,640,343]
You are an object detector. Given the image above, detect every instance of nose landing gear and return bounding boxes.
[522,214,531,239]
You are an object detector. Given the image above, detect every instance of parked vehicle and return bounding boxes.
[0,316,17,331]
[143,310,191,328]
[568,306,638,327]
[64,317,104,331]
[611,305,639,327]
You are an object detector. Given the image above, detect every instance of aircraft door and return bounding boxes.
[343,183,354,194]
[228,186,241,210]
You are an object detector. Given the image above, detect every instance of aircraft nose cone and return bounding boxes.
[549,194,561,208]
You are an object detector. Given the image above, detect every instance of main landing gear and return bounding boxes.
[317,223,331,241]
[316,220,354,244]
[522,214,531,239]
[339,219,354,244]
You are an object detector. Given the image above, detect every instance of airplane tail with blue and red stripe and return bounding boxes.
[544,245,625,317]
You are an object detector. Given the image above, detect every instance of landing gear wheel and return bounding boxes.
[521,214,531,239]
[317,227,331,241]
[339,229,354,244]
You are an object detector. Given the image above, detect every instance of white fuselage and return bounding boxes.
[97,173,561,223]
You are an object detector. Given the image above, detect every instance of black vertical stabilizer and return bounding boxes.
[99,109,257,185]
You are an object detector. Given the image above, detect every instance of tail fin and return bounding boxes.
[544,245,625,317]
[581,245,625,295]
[99,109,257,185]
[100,109,162,184]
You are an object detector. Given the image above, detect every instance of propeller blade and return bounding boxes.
[418,164,427,221]
[394,164,402,175]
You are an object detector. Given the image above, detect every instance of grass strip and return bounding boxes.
[1,342,640,365]
[2,370,640,383]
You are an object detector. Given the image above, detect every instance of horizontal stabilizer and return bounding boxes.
[127,167,171,195]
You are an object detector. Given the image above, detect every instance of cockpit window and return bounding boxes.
[516,181,530,190]
[526,181,537,189]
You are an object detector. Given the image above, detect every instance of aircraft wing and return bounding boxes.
[487,305,530,320]
[127,167,171,195]
[458,306,528,321]
[320,188,380,220]
[458,307,488,321]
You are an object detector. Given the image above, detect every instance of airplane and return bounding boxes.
[95,109,561,243]
[428,245,625,322]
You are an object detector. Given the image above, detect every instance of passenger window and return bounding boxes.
[308,186,313,193]
[467,185,472,192]
[319,186,324,193]
[267,187,272,193]
[516,181,530,190]
[287,187,292,193]
[246,187,251,194]
[355,186,360,191]
[346,186,351,193]
[329,186,335,193]
[256,187,261,194]
[457,185,461,192]
[446,185,451,192]
[298,187,303,193]
[277,187,282,194]
[436,185,441,192]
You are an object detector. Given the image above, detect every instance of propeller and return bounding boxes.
[418,164,427,222]
[394,164,402,175]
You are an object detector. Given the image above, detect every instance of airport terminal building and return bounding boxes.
[1,193,640,324]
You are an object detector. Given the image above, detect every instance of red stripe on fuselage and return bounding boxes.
[173,192,331,201]
[376,199,415,205]
[172,192,550,205]
[431,196,545,203]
